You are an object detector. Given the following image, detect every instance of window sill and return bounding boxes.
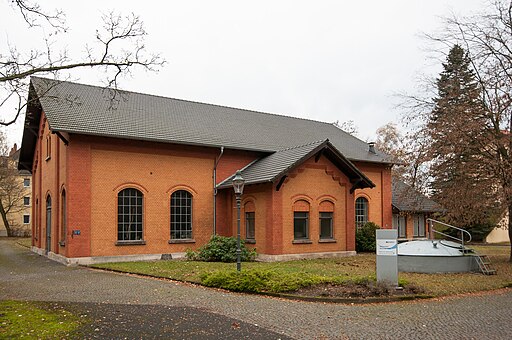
[319,238,337,243]
[59,241,66,247]
[292,239,312,244]
[115,240,146,246]
[245,239,256,244]
[168,239,195,244]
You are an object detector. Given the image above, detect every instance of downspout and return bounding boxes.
[213,147,224,235]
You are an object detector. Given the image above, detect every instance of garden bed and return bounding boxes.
[90,245,511,299]
[294,281,424,299]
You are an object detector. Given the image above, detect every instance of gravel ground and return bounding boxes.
[1,239,512,339]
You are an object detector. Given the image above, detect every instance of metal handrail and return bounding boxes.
[427,218,472,251]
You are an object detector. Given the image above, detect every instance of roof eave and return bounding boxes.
[18,80,42,172]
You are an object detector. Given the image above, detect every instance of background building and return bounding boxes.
[0,144,32,237]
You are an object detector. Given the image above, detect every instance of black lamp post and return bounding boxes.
[232,170,245,272]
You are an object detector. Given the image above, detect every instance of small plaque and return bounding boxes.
[376,239,397,256]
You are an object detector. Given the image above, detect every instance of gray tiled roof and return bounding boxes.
[392,178,442,213]
[217,139,375,189]
[218,140,326,187]
[29,77,391,163]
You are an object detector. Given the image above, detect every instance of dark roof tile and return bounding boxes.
[29,77,392,162]
[392,178,442,213]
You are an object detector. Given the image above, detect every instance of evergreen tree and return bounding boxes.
[428,45,501,230]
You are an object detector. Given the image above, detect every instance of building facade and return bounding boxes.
[19,77,393,264]
[391,178,442,240]
[0,145,32,237]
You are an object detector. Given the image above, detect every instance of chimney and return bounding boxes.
[368,142,376,154]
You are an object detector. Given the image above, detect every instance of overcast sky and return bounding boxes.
[2,0,484,146]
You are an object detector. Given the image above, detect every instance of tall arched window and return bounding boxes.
[355,197,369,228]
[117,188,143,241]
[319,200,335,240]
[46,195,52,253]
[244,201,255,241]
[170,190,192,240]
[293,200,310,240]
[60,189,67,244]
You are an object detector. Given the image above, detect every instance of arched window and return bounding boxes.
[60,189,67,244]
[244,201,255,241]
[117,188,143,241]
[319,201,334,239]
[46,195,52,253]
[170,190,192,240]
[355,197,369,228]
[293,200,310,240]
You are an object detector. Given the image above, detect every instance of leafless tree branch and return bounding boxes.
[1,2,165,126]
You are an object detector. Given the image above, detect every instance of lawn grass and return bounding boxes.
[91,245,512,297]
[0,300,82,339]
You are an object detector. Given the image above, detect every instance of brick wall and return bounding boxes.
[31,126,392,259]
[86,137,219,256]
[353,162,393,229]
[278,155,350,254]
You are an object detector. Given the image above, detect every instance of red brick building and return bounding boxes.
[19,77,393,264]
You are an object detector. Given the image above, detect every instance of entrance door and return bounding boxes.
[46,196,52,254]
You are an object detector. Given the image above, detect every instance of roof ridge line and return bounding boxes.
[30,76,340,127]
[276,139,328,152]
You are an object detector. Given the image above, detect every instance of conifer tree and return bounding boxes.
[428,45,500,231]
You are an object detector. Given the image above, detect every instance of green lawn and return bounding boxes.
[91,245,512,297]
[0,301,82,339]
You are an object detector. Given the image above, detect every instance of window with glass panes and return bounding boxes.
[245,212,255,240]
[170,190,192,239]
[355,197,369,228]
[319,212,333,239]
[117,188,143,241]
[294,212,309,239]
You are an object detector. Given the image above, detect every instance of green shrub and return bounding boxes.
[186,235,256,262]
[355,222,380,252]
[200,269,327,293]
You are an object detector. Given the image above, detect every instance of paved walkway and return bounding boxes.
[1,239,511,339]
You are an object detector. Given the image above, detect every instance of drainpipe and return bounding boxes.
[213,146,224,235]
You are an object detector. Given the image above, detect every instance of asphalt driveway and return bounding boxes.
[1,239,511,339]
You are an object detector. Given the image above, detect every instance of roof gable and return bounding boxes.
[217,140,375,191]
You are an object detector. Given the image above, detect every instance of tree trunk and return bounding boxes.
[0,201,12,237]
[508,203,512,262]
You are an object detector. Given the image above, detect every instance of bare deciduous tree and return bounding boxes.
[0,133,26,236]
[1,0,164,126]
[375,122,430,193]
[333,120,359,137]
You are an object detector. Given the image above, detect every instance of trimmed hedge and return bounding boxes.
[200,269,329,293]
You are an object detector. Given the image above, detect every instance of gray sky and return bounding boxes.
[2,0,484,146]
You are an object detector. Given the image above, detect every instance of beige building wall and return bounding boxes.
[485,210,509,244]
[0,158,32,237]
